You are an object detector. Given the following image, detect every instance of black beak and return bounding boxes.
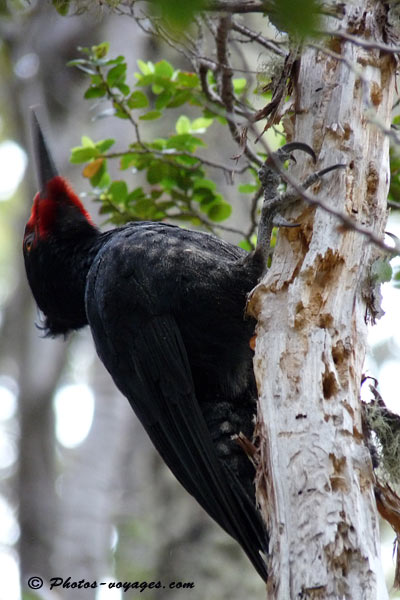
[31,109,59,195]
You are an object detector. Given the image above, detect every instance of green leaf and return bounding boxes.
[268,0,321,38]
[233,78,247,94]
[90,160,110,188]
[166,134,205,151]
[149,0,208,29]
[95,138,115,153]
[107,63,127,86]
[152,84,164,95]
[135,73,156,87]
[90,74,103,85]
[82,136,95,147]
[84,85,107,99]
[53,0,70,15]
[127,91,149,109]
[190,117,213,131]
[120,153,139,170]
[109,180,128,203]
[176,72,200,88]
[166,90,192,108]
[207,201,232,222]
[92,42,110,60]
[238,183,259,193]
[149,138,167,151]
[147,162,164,184]
[174,154,199,167]
[151,189,164,200]
[113,104,130,120]
[106,55,125,66]
[195,189,215,206]
[139,110,163,121]
[238,239,253,251]
[127,187,146,202]
[193,178,216,191]
[70,147,98,164]
[154,60,174,79]
[155,90,173,110]
[137,59,154,75]
[116,82,130,96]
[176,115,191,134]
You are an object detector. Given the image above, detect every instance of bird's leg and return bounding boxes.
[256,142,346,266]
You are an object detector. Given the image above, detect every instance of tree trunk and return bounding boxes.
[52,355,134,600]
[248,2,397,598]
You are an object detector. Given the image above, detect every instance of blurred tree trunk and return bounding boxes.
[52,353,135,599]
[0,4,104,593]
[248,2,396,597]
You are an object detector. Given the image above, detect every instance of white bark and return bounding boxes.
[248,2,397,598]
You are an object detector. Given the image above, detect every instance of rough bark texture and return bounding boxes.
[248,2,397,598]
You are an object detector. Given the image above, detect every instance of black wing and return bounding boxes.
[85,231,268,580]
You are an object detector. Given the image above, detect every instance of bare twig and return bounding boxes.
[388,200,400,210]
[102,148,250,180]
[95,65,144,147]
[214,15,261,165]
[324,29,400,55]
[120,0,273,13]
[205,0,273,13]
[247,186,263,244]
[231,21,287,56]
[216,15,235,113]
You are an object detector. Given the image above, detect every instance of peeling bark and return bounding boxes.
[248,2,397,598]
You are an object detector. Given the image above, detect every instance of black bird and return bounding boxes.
[24,113,337,580]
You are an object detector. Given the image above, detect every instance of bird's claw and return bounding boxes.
[258,142,317,191]
[256,142,347,267]
[302,163,347,191]
[266,141,317,167]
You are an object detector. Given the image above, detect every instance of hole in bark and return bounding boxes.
[332,341,349,365]
[319,313,333,329]
[330,475,348,492]
[329,455,348,492]
[367,163,379,197]
[328,37,342,54]
[343,123,351,140]
[370,81,383,106]
[322,367,338,399]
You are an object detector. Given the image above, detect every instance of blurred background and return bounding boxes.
[0,2,399,599]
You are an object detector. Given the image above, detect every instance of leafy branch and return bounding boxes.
[68,43,267,244]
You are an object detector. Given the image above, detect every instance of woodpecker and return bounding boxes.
[24,112,269,580]
[24,111,341,581]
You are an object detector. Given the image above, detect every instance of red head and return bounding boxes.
[24,112,96,252]
[24,111,99,336]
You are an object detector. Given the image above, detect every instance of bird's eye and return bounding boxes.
[24,235,34,253]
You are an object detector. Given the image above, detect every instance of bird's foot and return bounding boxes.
[256,142,346,263]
